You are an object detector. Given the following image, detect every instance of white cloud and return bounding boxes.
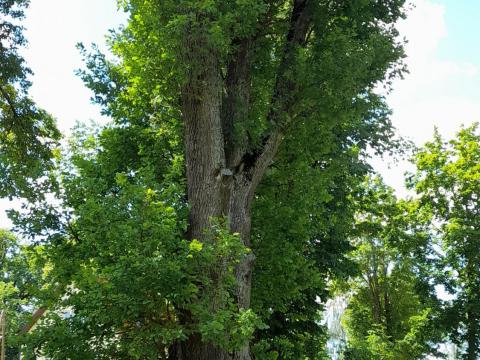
[375,0,480,195]
[390,0,480,142]
[21,0,126,135]
[399,1,447,65]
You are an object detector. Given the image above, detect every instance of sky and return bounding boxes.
[373,0,480,194]
[0,0,126,228]
[1,0,480,227]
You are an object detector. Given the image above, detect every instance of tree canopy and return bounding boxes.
[340,177,442,359]
[13,1,410,359]
[5,1,480,359]
[410,124,480,359]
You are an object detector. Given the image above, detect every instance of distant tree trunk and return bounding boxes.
[382,271,393,338]
[465,260,479,360]
[465,310,478,360]
[367,245,383,326]
[368,272,382,325]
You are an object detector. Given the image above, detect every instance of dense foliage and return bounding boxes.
[7,1,480,359]
[12,0,410,359]
[340,177,442,359]
[411,124,480,359]
[0,0,480,360]
[0,229,45,359]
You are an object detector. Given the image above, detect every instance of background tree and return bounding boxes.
[249,100,383,358]
[341,177,442,360]
[14,1,408,359]
[0,229,45,359]
[0,0,60,199]
[410,124,480,359]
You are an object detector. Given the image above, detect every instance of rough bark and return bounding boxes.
[180,29,225,241]
[175,28,232,360]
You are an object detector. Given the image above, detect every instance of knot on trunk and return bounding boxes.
[216,168,234,185]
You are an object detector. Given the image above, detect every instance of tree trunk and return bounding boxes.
[172,28,256,360]
[367,272,382,325]
[466,310,478,360]
[174,176,256,359]
[382,264,393,338]
[465,260,479,360]
[172,2,312,358]
[367,249,383,325]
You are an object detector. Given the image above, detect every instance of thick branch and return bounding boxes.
[181,31,226,239]
[267,0,311,127]
[243,0,312,199]
[20,307,47,334]
[222,38,252,169]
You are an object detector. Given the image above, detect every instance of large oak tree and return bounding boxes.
[16,1,408,359]
[101,2,405,358]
